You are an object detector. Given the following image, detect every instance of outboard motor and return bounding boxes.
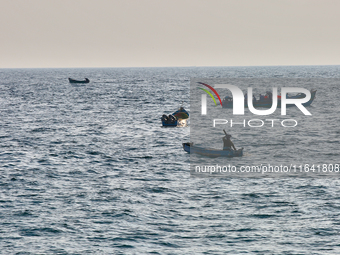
[161,114,168,122]
[168,115,177,123]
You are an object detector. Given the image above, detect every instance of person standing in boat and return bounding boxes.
[222,133,236,151]
[264,91,272,101]
[253,94,257,102]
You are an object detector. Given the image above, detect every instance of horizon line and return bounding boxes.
[1,64,340,70]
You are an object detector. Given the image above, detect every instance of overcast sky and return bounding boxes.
[1,0,340,68]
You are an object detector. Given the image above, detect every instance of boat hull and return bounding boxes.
[162,120,178,127]
[182,143,243,157]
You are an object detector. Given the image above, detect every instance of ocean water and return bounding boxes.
[0,66,340,254]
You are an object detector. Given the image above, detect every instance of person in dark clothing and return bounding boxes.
[223,134,236,151]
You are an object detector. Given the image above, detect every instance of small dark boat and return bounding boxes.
[161,107,189,127]
[68,78,90,84]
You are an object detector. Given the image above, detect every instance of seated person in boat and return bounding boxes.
[223,134,236,151]
[264,91,272,101]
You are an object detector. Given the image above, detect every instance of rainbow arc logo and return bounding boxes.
[198,82,222,106]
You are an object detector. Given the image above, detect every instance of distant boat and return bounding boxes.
[182,142,243,157]
[68,78,90,84]
[222,89,317,108]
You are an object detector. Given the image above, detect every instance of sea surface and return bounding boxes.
[1,66,340,254]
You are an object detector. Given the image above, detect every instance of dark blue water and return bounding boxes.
[1,66,340,254]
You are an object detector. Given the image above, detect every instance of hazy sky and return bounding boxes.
[1,0,340,68]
